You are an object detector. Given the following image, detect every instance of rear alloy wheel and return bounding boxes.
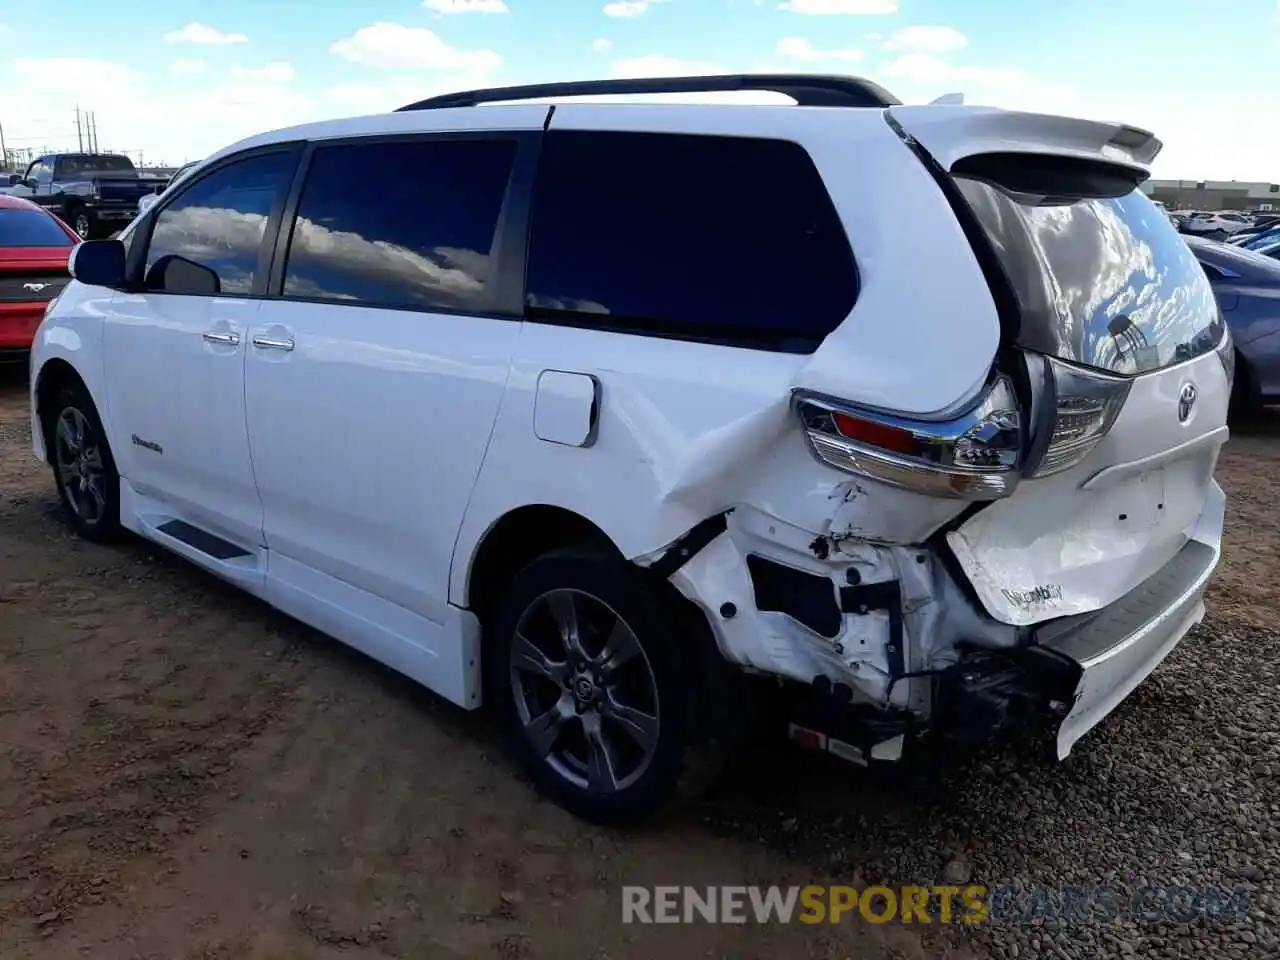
[487,548,721,823]
[48,384,122,542]
[511,588,660,795]
[72,210,93,240]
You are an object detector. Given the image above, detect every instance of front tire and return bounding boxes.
[485,546,723,824]
[45,383,122,542]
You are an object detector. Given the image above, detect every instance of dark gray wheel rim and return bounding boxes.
[74,214,91,239]
[54,406,107,525]
[510,588,659,795]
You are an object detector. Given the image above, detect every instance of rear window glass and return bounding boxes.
[55,155,137,177]
[0,209,74,247]
[526,131,857,352]
[956,169,1222,374]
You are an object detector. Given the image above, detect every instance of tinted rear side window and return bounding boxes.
[281,138,517,313]
[526,131,857,352]
[0,209,74,247]
[954,157,1221,374]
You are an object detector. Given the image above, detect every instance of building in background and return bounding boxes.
[1142,179,1280,213]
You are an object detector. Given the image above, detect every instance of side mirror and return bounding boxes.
[7,174,20,186]
[68,239,127,288]
[148,254,220,296]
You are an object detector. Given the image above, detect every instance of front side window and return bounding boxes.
[525,130,858,352]
[144,151,296,295]
[280,137,517,312]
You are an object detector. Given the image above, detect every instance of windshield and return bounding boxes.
[0,208,74,247]
[957,173,1223,375]
[55,155,137,177]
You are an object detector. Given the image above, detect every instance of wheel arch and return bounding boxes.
[461,503,620,626]
[33,357,93,464]
[459,503,738,731]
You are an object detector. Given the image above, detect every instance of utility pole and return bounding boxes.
[75,106,84,151]
[0,118,7,171]
[89,112,98,153]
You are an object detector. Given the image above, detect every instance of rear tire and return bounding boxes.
[44,383,122,543]
[484,546,725,824]
[67,206,94,240]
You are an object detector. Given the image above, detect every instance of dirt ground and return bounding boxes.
[1,364,1277,960]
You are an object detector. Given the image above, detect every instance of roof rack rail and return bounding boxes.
[395,74,900,112]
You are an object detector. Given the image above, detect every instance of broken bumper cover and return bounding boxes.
[1033,482,1224,759]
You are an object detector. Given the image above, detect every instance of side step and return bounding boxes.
[155,519,251,560]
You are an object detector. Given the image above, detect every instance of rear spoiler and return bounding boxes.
[888,105,1162,176]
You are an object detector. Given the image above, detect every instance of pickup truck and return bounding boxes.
[6,153,168,240]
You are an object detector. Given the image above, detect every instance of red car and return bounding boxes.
[0,194,78,356]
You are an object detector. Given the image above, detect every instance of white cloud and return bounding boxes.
[777,37,862,62]
[12,58,140,97]
[163,22,249,45]
[779,0,897,14]
[230,62,296,83]
[878,53,1045,93]
[170,59,206,75]
[612,54,725,78]
[0,55,318,167]
[330,22,501,73]
[424,0,510,12]
[604,1,653,17]
[593,37,613,52]
[884,25,968,53]
[324,74,488,114]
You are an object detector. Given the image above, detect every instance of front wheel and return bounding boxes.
[46,383,122,542]
[486,547,723,824]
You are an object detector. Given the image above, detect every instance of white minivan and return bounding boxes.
[29,74,1231,823]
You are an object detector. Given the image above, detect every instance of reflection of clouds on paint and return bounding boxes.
[148,204,270,294]
[283,217,491,310]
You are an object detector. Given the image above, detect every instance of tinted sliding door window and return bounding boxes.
[144,151,297,295]
[281,138,517,313]
[525,131,858,352]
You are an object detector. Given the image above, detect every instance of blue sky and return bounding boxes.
[1,0,1277,178]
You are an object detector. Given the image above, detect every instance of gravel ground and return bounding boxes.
[1,364,1278,959]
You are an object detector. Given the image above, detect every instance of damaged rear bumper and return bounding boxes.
[1035,537,1217,759]
[645,479,1223,761]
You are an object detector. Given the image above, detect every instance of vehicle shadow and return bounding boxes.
[1231,407,1280,438]
[0,359,28,393]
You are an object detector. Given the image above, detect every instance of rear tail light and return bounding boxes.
[794,376,1023,501]
[1026,357,1132,478]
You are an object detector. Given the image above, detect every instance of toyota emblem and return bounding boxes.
[1177,382,1197,423]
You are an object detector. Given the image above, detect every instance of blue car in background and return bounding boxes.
[1185,235,1280,418]
[1241,228,1280,260]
